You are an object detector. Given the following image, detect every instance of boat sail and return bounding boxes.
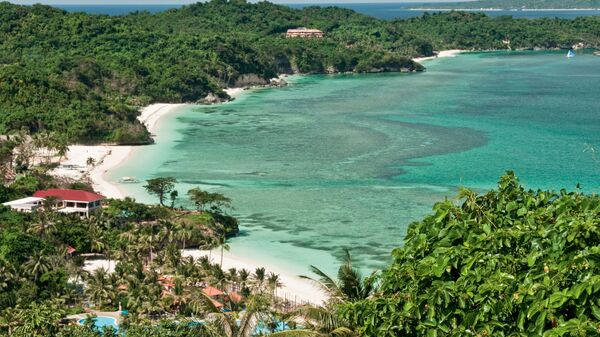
[567,50,575,58]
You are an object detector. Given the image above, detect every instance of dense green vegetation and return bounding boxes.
[2,171,598,336]
[417,0,600,9]
[343,172,600,336]
[1,1,600,144]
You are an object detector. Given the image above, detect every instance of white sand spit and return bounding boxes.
[413,49,464,63]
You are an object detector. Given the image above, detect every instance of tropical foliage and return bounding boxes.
[343,172,600,336]
[2,1,600,143]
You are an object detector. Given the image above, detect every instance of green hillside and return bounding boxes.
[1,1,600,144]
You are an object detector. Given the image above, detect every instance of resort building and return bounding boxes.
[2,189,104,217]
[2,197,44,213]
[286,28,324,38]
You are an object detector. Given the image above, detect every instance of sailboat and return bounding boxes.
[567,50,575,58]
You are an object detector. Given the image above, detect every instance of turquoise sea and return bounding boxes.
[111,51,600,275]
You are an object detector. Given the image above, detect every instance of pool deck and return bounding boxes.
[67,310,122,324]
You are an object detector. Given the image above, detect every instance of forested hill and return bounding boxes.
[416,0,600,9]
[1,1,600,144]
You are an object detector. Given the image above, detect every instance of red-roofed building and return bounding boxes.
[227,291,243,303]
[32,189,104,217]
[203,286,224,297]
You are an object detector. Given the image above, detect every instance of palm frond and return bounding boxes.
[300,265,345,303]
[238,310,257,337]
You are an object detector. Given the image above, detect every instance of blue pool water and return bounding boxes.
[79,316,119,332]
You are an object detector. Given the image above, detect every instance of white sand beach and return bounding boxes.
[183,249,327,305]
[51,103,185,198]
[56,94,328,306]
[414,49,464,63]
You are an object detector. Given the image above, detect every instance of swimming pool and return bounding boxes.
[78,316,119,332]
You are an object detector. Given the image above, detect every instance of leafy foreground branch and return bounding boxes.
[343,172,600,336]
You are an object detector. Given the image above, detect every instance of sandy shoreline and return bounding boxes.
[413,49,464,63]
[182,249,326,304]
[57,98,326,305]
[51,103,185,198]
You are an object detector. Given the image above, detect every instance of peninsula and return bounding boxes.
[1,0,600,146]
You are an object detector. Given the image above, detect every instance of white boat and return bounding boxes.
[120,176,138,183]
[567,50,575,58]
[594,51,600,56]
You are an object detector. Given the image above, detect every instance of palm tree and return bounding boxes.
[267,250,373,337]
[300,249,375,305]
[218,235,230,268]
[13,301,65,337]
[270,305,357,337]
[0,308,20,336]
[0,258,18,291]
[227,268,238,290]
[23,251,53,282]
[176,221,194,251]
[238,268,250,290]
[27,198,58,239]
[85,268,114,308]
[86,157,96,167]
[66,256,89,286]
[267,272,283,298]
[253,267,266,293]
[199,292,275,337]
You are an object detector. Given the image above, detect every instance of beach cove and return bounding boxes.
[59,51,599,300]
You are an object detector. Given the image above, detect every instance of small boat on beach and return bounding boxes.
[120,176,139,183]
[567,50,575,58]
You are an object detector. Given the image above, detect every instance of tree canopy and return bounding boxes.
[144,177,177,206]
[343,172,600,336]
[1,1,599,144]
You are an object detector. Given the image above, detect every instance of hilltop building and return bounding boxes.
[286,27,323,38]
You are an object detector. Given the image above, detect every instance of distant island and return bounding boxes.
[1,0,600,146]
[413,0,600,10]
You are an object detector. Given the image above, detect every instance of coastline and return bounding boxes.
[413,49,465,63]
[61,90,328,305]
[51,103,185,199]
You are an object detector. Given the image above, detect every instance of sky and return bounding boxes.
[7,0,464,4]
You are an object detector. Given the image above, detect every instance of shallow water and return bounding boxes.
[111,51,600,275]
